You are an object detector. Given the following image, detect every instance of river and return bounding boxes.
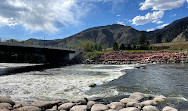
[0,63,187,110]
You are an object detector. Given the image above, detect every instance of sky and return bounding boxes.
[0,0,188,41]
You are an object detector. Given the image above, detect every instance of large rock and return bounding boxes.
[140,100,157,106]
[0,103,12,110]
[162,106,178,111]
[120,98,138,104]
[87,101,96,109]
[0,97,15,106]
[91,104,109,111]
[109,102,125,110]
[58,103,75,110]
[31,101,53,109]
[70,105,87,111]
[126,102,140,108]
[153,97,165,103]
[105,109,116,111]
[142,105,159,111]
[129,92,150,102]
[119,107,140,111]
[46,105,57,111]
[72,98,88,105]
[0,109,10,111]
[17,106,41,111]
[13,103,30,109]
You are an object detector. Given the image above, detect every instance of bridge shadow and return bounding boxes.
[0,63,69,76]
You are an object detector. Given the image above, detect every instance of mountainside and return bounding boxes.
[148,17,188,43]
[24,17,188,48]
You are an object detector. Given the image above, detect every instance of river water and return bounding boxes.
[0,63,187,110]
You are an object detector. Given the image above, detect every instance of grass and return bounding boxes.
[151,42,188,52]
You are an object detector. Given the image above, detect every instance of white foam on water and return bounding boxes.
[0,64,134,102]
[0,63,41,69]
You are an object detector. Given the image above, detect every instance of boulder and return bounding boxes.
[109,102,125,110]
[129,92,150,102]
[0,109,10,111]
[58,103,75,110]
[31,101,53,109]
[126,102,140,108]
[162,106,178,111]
[120,98,138,104]
[46,105,57,111]
[153,97,165,104]
[72,98,88,105]
[143,105,159,111]
[70,105,87,111]
[0,103,12,110]
[87,101,96,109]
[17,106,41,111]
[0,97,15,106]
[105,109,116,111]
[91,104,109,111]
[140,100,157,106]
[119,107,140,111]
[13,103,30,109]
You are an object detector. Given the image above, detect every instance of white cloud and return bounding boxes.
[140,0,186,11]
[117,21,126,26]
[152,20,163,24]
[132,11,164,25]
[157,23,169,29]
[0,0,92,32]
[147,28,155,32]
[171,14,177,17]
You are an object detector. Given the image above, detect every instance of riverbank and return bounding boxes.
[0,92,179,111]
[83,51,188,64]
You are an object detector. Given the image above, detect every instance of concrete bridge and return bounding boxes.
[0,42,77,64]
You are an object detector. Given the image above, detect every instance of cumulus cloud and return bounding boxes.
[117,21,125,26]
[147,28,155,32]
[0,0,92,32]
[157,23,169,29]
[140,0,186,11]
[152,20,163,24]
[132,11,164,25]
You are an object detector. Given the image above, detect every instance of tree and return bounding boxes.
[137,31,149,50]
[126,44,132,50]
[119,43,126,50]
[80,41,94,52]
[113,42,119,51]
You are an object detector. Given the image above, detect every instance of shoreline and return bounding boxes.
[0,92,179,111]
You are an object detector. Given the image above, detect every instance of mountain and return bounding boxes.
[148,17,188,43]
[24,17,188,48]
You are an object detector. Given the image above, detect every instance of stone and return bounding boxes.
[129,92,150,102]
[91,104,109,111]
[109,102,125,110]
[105,109,115,111]
[70,105,87,111]
[72,98,88,105]
[87,101,96,109]
[0,109,10,111]
[162,106,178,111]
[119,107,140,111]
[46,105,58,111]
[120,98,138,104]
[143,105,159,111]
[153,97,165,103]
[0,97,15,106]
[31,101,53,109]
[140,100,157,106]
[0,103,12,110]
[126,102,140,108]
[58,103,75,110]
[17,106,41,111]
[13,103,23,109]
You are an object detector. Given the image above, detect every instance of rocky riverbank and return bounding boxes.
[0,92,179,111]
[84,51,188,64]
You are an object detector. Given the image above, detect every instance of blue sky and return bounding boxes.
[0,0,188,41]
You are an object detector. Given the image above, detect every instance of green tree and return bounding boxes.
[80,41,94,52]
[138,31,149,50]
[119,43,126,50]
[113,42,119,51]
